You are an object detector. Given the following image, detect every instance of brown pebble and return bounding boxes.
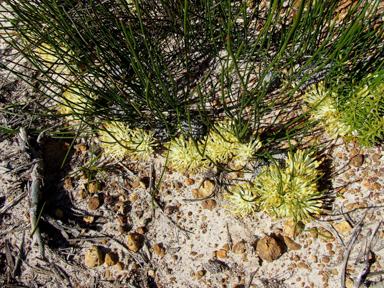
[186,178,195,186]
[154,244,165,257]
[132,178,146,189]
[196,270,206,280]
[293,255,300,262]
[105,252,117,266]
[88,197,100,210]
[256,235,284,262]
[350,148,358,155]
[130,194,138,202]
[326,244,333,251]
[233,241,246,254]
[136,227,145,234]
[222,244,230,251]
[85,246,104,268]
[217,249,227,259]
[172,255,178,261]
[117,262,124,270]
[284,236,302,250]
[372,154,382,162]
[88,182,99,194]
[127,233,142,252]
[201,199,217,210]
[372,183,382,190]
[350,154,364,167]
[190,251,197,256]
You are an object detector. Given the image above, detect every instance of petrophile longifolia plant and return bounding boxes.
[1,0,384,223]
[225,150,323,223]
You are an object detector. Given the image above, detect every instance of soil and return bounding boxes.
[1,3,384,288]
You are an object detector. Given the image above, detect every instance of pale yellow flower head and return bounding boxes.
[304,82,352,138]
[225,182,259,217]
[99,122,133,158]
[165,135,208,173]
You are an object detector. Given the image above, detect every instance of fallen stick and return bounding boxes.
[19,127,45,257]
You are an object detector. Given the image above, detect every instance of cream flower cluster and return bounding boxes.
[99,122,156,160]
[35,43,72,74]
[165,120,262,173]
[303,82,351,138]
[57,84,97,120]
[225,150,323,222]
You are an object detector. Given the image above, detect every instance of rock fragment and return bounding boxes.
[105,252,117,266]
[201,199,216,210]
[88,196,100,210]
[154,243,165,257]
[256,235,284,262]
[232,240,246,254]
[283,236,302,250]
[85,246,104,268]
[127,233,142,252]
[350,154,364,167]
[333,221,352,235]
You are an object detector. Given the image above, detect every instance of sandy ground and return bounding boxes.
[1,2,384,288]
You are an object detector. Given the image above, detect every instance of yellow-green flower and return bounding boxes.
[35,43,72,74]
[285,150,321,180]
[205,120,237,163]
[255,150,323,222]
[57,83,98,121]
[166,135,208,172]
[304,82,352,138]
[232,136,262,166]
[129,128,156,160]
[99,122,133,158]
[225,182,259,217]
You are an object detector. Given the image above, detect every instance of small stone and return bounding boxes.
[88,182,99,194]
[53,209,64,219]
[320,231,334,242]
[154,244,165,257]
[283,220,303,238]
[336,152,343,158]
[201,199,216,210]
[118,225,127,233]
[309,228,318,238]
[333,221,352,235]
[345,203,359,211]
[63,178,73,190]
[83,216,95,224]
[172,255,178,261]
[372,183,382,190]
[256,235,284,262]
[88,197,100,210]
[129,194,138,202]
[77,189,87,199]
[148,270,155,277]
[136,227,145,234]
[345,278,354,288]
[85,246,104,268]
[350,154,364,167]
[74,144,87,152]
[362,179,370,189]
[105,252,117,266]
[127,233,142,252]
[196,270,206,280]
[282,139,298,149]
[233,241,246,254]
[350,148,358,155]
[132,178,146,189]
[283,236,302,250]
[192,180,215,199]
[217,249,227,259]
[322,257,330,263]
[117,262,124,270]
[186,178,195,186]
[372,154,382,162]
[222,244,230,251]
